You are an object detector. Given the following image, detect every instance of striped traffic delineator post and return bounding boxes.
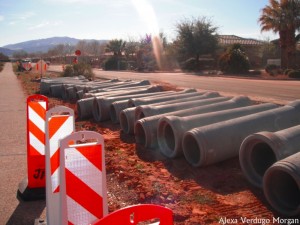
[45,106,75,225]
[18,94,48,201]
[60,131,108,225]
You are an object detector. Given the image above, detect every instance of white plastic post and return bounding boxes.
[45,106,75,225]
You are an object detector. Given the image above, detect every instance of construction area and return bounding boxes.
[1,62,300,225]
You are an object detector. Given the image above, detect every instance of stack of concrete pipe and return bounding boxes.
[119,91,208,134]
[40,76,88,95]
[158,103,279,158]
[92,86,164,122]
[182,100,300,167]
[134,96,252,149]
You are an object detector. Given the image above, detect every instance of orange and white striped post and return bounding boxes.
[45,106,75,225]
[60,131,108,225]
[18,94,48,201]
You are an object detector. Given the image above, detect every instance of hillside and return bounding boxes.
[2,36,108,54]
[0,47,15,57]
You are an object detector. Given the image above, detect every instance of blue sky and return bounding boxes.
[0,0,277,47]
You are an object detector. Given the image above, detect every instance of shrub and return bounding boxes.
[63,63,94,80]
[103,56,128,71]
[288,70,300,79]
[219,45,250,74]
[181,58,199,71]
[73,62,94,80]
[62,65,74,77]
[283,68,293,75]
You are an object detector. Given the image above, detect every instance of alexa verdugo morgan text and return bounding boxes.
[219,217,299,225]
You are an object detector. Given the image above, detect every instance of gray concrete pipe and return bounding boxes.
[158,102,278,158]
[77,87,161,120]
[84,81,135,93]
[128,89,199,107]
[49,84,63,98]
[182,100,300,167]
[134,96,250,148]
[120,91,207,134]
[83,80,132,93]
[84,80,149,94]
[84,84,156,98]
[92,86,162,122]
[135,95,229,121]
[40,76,88,94]
[110,91,175,124]
[240,124,300,188]
[263,152,300,216]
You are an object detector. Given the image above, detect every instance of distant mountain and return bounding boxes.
[2,37,108,54]
[0,47,15,56]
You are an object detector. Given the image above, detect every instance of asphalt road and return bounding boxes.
[48,65,300,105]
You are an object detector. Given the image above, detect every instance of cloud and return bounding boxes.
[28,21,62,30]
[19,11,35,20]
[0,15,4,22]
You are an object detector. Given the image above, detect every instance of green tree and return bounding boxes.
[259,0,300,69]
[175,17,218,62]
[106,39,126,57]
[219,44,250,74]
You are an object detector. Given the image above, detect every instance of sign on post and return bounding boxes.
[18,94,48,201]
[60,131,108,225]
[45,106,75,225]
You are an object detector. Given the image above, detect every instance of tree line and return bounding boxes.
[10,0,300,73]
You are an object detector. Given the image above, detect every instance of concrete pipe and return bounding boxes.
[135,96,230,121]
[128,89,199,107]
[83,80,132,93]
[93,86,162,122]
[110,91,175,124]
[84,80,149,93]
[77,88,161,120]
[240,124,300,188]
[263,152,300,216]
[49,84,63,98]
[120,91,207,134]
[158,102,278,158]
[182,100,300,167]
[134,96,251,148]
[83,85,155,98]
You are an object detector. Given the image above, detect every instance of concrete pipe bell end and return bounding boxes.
[239,132,281,188]
[157,116,185,158]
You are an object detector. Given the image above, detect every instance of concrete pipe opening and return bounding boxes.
[250,142,276,177]
[135,122,147,146]
[240,135,278,188]
[183,133,201,166]
[158,120,176,156]
[264,168,300,215]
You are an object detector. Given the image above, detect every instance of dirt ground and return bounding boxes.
[17,70,293,225]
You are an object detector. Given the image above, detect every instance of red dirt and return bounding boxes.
[18,71,286,225]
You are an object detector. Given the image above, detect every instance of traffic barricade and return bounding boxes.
[45,106,75,225]
[60,131,108,225]
[18,94,48,201]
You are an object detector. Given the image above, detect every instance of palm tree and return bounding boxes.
[106,39,126,57]
[259,0,300,69]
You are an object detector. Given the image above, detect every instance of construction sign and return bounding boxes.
[17,94,49,201]
[45,106,75,225]
[35,60,48,76]
[27,95,49,188]
[60,131,108,225]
